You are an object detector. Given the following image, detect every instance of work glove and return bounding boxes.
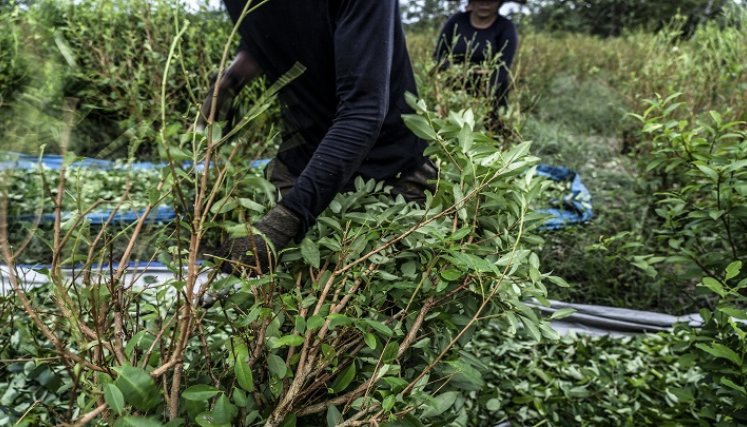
[196,73,239,132]
[214,204,301,277]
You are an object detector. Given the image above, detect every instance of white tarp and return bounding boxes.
[2,264,703,337]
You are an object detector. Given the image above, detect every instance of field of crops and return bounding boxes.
[1,1,746,426]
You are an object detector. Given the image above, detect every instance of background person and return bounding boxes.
[435,0,523,129]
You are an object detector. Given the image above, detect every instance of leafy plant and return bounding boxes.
[632,94,746,281]
[686,261,747,425]
[0,63,559,426]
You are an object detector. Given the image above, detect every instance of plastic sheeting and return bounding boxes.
[529,299,703,338]
[0,151,270,172]
[13,205,178,225]
[0,262,211,295]
[2,262,702,338]
[535,164,593,230]
[2,152,271,225]
[4,152,592,231]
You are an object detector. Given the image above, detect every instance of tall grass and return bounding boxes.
[408,9,747,124]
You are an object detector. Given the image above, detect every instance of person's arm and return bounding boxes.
[279,0,399,236]
[197,49,264,129]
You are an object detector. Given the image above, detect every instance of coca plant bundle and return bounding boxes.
[1,87,554,426]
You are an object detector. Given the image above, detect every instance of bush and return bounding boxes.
[0,0,271,158]
[631,97,747,424]
[633,95,746,281]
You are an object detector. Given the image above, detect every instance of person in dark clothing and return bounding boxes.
[435,0,521,122]
[199,0,436,276]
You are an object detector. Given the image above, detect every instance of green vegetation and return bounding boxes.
[1,1,746,426]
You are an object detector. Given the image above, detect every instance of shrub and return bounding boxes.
[633,96,747,424]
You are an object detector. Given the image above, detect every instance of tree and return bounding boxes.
[528,0,736,37]
[401,0,462,29]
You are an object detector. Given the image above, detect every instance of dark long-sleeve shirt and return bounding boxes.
[223,0,427,234]
[435,12,518,107]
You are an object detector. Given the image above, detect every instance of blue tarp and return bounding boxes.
[4,153,592,230]
[2,152,269,225]
[0,152,269,172]
[13,206,177,225]
[535,164,593,230]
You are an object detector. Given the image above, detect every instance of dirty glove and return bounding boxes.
[196,73,240,132]
[216,204,301,277]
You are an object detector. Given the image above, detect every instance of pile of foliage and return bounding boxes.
[4,164,163,217]
[467,328,704,426]
[0,90,561,426]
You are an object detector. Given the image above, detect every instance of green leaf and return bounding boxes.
[300,238,320,269]
[328,314,351,330]
[212,394,238,424]
[486,398,501,412]
[233,340,255,393]
[440,269,462,282]
[267,354,288,378]
[549,308,576,320]
[210,196,238,215]
[238,198,265,212]
[232,388,249,408]
[270,335,305,349]
[235,357,254,393]
[295,316,306,334]
[521,316,541,341]
[403,115,438,141]
[547,275,570,288]
[182,384,221,401]
[330,363,356,393]
[695,343,742,366]
[280,414,297,427]
[365,319,393,337]
[326,405,343,427]
[422,391,459,418]
[195,412,231,427]
[718,306,747,320]
[382,394,396,411]
[364,333,377,350]
[458,124,473,153]
[695,164,719,181]
[701,277,726,297]
[721,377,747,395]
[307,315,325,331]
[113,365,160,411]
[114,416,164,427]
[382,342,399,363]
[104,383,125,415]
[725,261,742,281]
[381,414,424,427]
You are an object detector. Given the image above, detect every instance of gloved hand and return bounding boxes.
[214,204,301,277]
[196,73,239,132]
